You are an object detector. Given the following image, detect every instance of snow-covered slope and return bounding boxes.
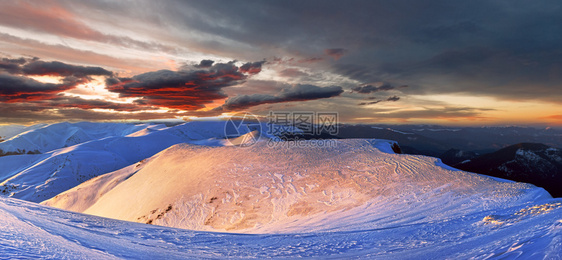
[0,124,47,141]
[44,138,552,236]
[0,121,291,202]
[41,157,156,213]
[0,122,163,155]
[126,124,169,137]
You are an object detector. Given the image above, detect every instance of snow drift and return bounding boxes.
[4,195,562,259]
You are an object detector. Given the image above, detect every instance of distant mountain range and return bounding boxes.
[439,148,480,166]
[333,124,562,157]
[453,143,562,197]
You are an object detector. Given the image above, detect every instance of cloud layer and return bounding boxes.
[0,1,561,125]
[0,57,348,123]
[218,84,343,111]
[0,57,113,102]
[106,61,255,111]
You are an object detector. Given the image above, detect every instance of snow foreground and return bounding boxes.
[2,189,562,258]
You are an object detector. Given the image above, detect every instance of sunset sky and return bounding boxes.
[1,0,561,126]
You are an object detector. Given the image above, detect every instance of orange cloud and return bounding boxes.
[106,61,262,111]
[0,1,176,53]
[0,1,105,41]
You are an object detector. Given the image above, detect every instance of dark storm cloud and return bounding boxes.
[123,0,562,103]
[218,84,343,111]
[0,61,185,124]
[22,60,113,77]
[278,84,343,100]
[351,84,408,94]
[3,1,561,103]
[0,70,151,112]
[2,57,27,65]
[352,84,398,94]
[353,85,378,94]
[0,57,117,103]
[0,60,23,74]
[386,96,400,102]
[358,100,381,106]
[154,1,487,55]
[239,61,266,75]
[1,57,113,78]
[358,96,400,106]
[106,60,263,110]
[196,59,215,68]
[0,56,267,120]
[0,57,29,74]
[0,73,77,102]
[0,56,155,121]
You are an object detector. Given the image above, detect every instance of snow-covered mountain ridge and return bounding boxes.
[0,122,158,155]
[43,138,552,235]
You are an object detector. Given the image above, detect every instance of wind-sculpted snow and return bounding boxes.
[45,139,553,236]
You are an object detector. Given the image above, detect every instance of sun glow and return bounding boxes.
[27,75,64,84]
[409,94,562,126]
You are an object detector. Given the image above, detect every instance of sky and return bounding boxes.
[0,0,561,126]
